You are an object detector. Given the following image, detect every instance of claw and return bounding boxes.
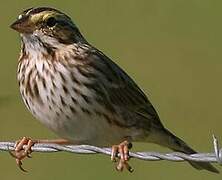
[124,161,134,173]
[9,138,71,172]
[116,160,134,172]
[27,154,32,158]
[111,141,133,172]
[10,137,36,172]
[16,158,27,172]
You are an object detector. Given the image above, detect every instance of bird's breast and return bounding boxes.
[17,56,132,146]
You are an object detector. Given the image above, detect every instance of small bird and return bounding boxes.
[10,7,218,173]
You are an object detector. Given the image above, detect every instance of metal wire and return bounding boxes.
[0,135,221,165]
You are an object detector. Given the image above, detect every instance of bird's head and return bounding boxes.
[11,7,86,45]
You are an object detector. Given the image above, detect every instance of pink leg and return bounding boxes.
[111,141,133,172]
[10,137,72,172]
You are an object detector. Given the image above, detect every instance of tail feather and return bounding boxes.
[151,128,219,174]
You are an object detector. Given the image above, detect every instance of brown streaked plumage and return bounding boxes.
[11,7,219,173]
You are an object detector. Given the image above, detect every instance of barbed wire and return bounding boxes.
[0,135,221,165]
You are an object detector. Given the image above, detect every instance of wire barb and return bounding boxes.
[0,136,221,165]
[213,135,222,165]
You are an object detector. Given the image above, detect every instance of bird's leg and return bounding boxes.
[111,140,133,172]
[9,137,35,172]
[10,137,71,172]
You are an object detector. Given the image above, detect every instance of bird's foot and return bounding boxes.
[111,141,133,172]
[10,137,36,172]
[10,138,71,172]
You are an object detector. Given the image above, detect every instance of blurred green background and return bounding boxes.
[0,0,221,179]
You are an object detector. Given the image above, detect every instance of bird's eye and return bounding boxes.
[46,17,57,27]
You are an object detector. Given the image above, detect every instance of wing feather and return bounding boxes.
[89,49,164,129]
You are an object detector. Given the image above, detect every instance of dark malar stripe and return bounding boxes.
[36,36,57,60]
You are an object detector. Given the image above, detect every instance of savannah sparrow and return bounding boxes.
[10,7,218,173]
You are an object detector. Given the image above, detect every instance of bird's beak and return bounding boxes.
[10,16,34,34]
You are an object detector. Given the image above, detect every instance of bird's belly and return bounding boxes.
[31,103,128,146]
[21,87,130,147]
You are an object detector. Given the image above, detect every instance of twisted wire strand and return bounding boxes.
[0,135,221,164]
